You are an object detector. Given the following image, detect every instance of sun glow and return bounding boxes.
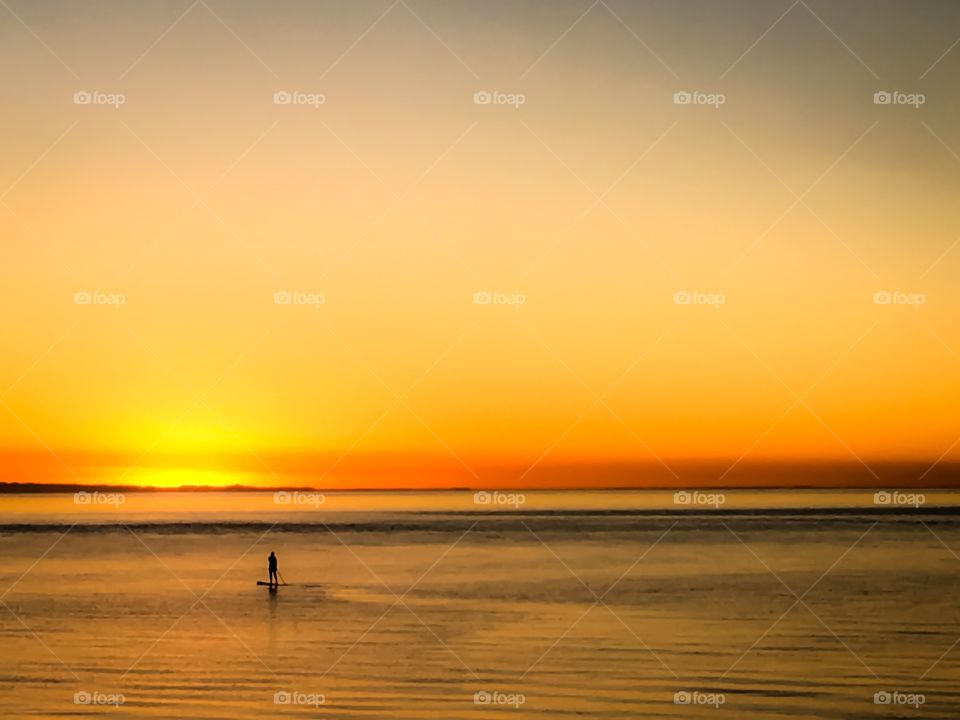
[125,468,256,489]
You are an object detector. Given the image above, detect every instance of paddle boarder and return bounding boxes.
[268,551,279,588]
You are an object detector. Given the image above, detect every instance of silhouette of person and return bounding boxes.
[268,551,279,587]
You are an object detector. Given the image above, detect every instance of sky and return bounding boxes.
[1,0,959,488]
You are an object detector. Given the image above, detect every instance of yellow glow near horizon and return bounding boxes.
[125,468,256,489]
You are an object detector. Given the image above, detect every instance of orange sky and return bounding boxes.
[1,1,959,488]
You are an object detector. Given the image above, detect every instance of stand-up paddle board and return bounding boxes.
[257,581,288,586]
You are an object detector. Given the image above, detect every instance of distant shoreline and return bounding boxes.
[2,461,958,493]
[0,483,328,494]
[1,481,959,494]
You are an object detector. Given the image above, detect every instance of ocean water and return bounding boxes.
[0,490,959,718]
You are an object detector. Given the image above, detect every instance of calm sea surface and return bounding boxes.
[1,490,958,718]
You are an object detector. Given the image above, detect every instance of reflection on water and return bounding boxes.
[0,492,958,718]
